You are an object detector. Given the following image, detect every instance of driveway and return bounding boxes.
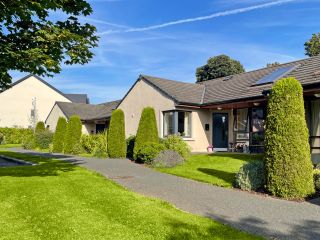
[7,148,320,240]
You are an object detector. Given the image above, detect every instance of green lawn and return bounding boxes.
[0,144,22,148]
[0,150,261,240]
[157,153,262,188]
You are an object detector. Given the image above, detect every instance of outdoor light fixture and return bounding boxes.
[314,93,320,98]
[253,102,260,106]
[217,107,222,110]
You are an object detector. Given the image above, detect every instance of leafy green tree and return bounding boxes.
[0,0,98,90]
[196,55,245,82]
[108,109,126,158]
[35,121,45,133]
[52,117,67,153]
[133,107,159,160]
[264,77,315,199]
[305,33,320,57]
[64,115,82,154]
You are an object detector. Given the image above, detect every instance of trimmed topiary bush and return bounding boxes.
[92,132,108,158]
[126,135,136,159]
[234,161,265,191]
[265,77,315,199]
[64,115,82,154]
[152,150,185,168]
[35,130,53,149]
[162,135,191,159]
[133,107,159,160]
[35,121,45,133]
[135,142,165,164]
[52,117,67,153]
[108,109,126,158]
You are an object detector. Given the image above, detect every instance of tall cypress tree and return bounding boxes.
[108,109,126,158]
[265,77,315,199]
[64,115,82,154]
[52,117,67,153]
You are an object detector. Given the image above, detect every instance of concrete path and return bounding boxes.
[7,148,320,240]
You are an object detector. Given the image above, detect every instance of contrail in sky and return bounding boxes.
[98,0,297,35]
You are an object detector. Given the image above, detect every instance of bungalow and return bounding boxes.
[118,55,320,162]
[45,100,120,134]
[0,75,88,128]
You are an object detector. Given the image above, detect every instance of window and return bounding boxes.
[234,108,249,132]
[163,111,191,138]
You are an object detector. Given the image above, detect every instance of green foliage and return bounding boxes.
[162,135,191,159]
[80,134,98,154]
[135,142,166,164]
[35,130,53,149]
[64,115,82,154]
[52,117,67,153]
[234,161,265,191]
[92,132,108,158]
[0,0,98,90]
[133,107,159,160]
[108,109,126,158]
[0,133,4,144]
[126,135,136,159]
[152,150,185,168]
[305,33,320,57]
[196,55,245,82]
[22,135,36,150]
[265,77,315,199]
[35,122,45,133]
[0,128,33,144]
[314,169,320,191]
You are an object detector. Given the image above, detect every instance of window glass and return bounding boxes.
[163,111,191,138]
[252,108,264,133]
[234,108,249,132]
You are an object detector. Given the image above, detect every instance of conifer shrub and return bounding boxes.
[107,109,126,158]
[64,115,82,154]
[133,107,159,160]
[264,77,315,199]
[35,121,45,133]
[126,135,136,159]
[52,117,67,153]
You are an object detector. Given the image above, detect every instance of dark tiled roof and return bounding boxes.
[141,55,320,106]
[56,100,120,121]
[64,94,89,103]
[141,75,205,105]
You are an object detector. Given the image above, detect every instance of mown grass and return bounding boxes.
[0,144,22,148]
[157,153,262,188]
[0,150,261,240]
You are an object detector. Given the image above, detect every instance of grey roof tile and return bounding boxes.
[64,94,89,104]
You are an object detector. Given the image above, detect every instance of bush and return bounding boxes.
[108,109,126,158]
[135,142,165,164]
[0,133,4,144]
[35,121,45,133]
[234,161,265,191]
[133,107,159,160]
[265,77,315,199]
[315,164,320,170]
[52,117,67,153]
[162,135,191,159]
[35,130,53,149]
[92,132,108,158]
[0,128,33,144]
[64,115,82,154]
[80,134,98,154]
[22,135,36,150]
[152,150,185,168]
[126,135,136,159]
[314,170,320,191]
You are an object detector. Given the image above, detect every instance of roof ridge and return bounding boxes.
[141,74,199,87]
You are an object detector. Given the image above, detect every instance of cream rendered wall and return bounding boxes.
[0,76,71,128]
[118,79,175,137]
[45,104,66,132]
[82,123,96,135]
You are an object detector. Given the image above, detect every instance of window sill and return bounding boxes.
[182,137,195,141]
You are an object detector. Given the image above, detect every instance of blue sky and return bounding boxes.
[11,0,320,103]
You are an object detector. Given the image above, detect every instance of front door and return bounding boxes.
[213,113,229,151]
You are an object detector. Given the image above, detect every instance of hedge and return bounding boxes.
[264,77,315,199]
[35,121,45,133]
[64,115,82,154]
[108,109,126,158]
[52,117,67,153]
[0,128,33,144]
[133,107,159,160]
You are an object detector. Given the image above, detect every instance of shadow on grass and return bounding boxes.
[208,153,263,161]
[198,168,235,184]
[0,151,79,177]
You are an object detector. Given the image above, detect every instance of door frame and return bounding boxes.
[212,113,229,152]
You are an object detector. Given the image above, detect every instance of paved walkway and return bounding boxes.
[7,148,320,240]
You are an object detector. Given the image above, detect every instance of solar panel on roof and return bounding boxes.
[254,65,299,86]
